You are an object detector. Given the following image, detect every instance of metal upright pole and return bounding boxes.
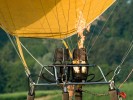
[109,80,119,100]
[75,91,82,100]
[62,92,69,100]
[75,85,82,100]
[62,86,69,100]
[109,90,119,100]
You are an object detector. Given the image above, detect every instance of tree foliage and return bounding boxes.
[0,0,133,93]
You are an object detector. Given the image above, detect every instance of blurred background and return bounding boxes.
[0,0,133,100]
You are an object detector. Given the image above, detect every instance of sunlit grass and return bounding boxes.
[51,82,133,100]
[0,90,60,100]
[0,83,132,100]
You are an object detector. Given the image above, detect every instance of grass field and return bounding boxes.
[0,82,132,100]
[0,90,60,100]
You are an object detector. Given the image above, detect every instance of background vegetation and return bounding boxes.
[0,83,132,100]
[0,0,133,97]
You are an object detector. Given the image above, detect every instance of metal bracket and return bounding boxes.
[109,80,115,90]
[97,65,107,82]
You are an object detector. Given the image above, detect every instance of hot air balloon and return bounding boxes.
[0,0,116,100]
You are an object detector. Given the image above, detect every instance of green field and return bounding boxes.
[0,82,132,100]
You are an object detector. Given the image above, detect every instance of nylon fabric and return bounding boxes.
[16,37,30,74]
[0,0,115,39]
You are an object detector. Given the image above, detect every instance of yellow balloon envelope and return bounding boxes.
[0,0,115,39]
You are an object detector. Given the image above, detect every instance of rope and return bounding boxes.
[86,25,95,52]
[120,39,133,67]
[66,0,70,34]
[97,65,107,82]
[89,70,113,82]
[62,40,72,58]
[64,0,75,50]
[40,0,54,38]
[0,7,31,76]
[87,1,119,55]
[83,90,109,96]
[41,73,56,83]
[6,34,31,78]
[54,0,61,39]
[5,0,16,31]
[65,0,76,51]
[76,0,87,32]
[6,34,22,62]
[60,0,74,50]
[16,37,31,75]
[119,68,133,88]
[29,0,46,33]
[111,37,133,80]
[20,41,54,76]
